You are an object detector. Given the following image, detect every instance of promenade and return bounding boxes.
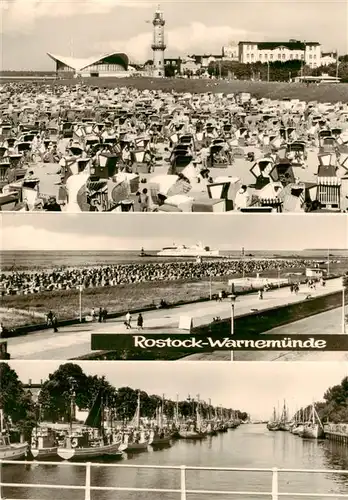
[6,278,344,360]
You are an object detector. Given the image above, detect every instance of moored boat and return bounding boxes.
[57,388,122,461]
[119,392,150,452]
[31,427,58,460]
[0,409,28,460]
[148,402,172,445]
[301,404,325,439]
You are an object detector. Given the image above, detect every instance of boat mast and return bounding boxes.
[136,392,141,429]
[175,394,179,426]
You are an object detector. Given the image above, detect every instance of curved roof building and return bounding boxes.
[47,52,129,77]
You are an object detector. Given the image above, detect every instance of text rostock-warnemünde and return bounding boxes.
[133,336,327,349]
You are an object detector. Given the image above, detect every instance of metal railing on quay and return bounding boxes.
[1,460,348,500]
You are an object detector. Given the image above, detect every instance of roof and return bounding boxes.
[238,41,320,50]
[47,52,129,71]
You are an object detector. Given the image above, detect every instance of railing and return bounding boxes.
[1,460,348,499]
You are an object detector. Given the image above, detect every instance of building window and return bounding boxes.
[282,54,285,59]
[278,54,281,59]
[270,54,273,60]
[265,54,268,59]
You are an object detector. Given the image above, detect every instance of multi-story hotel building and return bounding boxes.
[238,40,321,69]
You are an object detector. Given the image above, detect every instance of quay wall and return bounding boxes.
[196,288,345,338]
[325,424,348,444]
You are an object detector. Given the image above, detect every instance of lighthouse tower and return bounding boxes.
[151,6,166,77]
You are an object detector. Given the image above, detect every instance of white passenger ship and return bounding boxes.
[157,242,219,258]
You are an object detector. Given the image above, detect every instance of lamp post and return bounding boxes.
[229,292,237,361]
[78,285,83,322]
[342,274,348,334]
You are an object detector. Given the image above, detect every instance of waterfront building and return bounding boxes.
[238,40,321,69]
[47,52,130,78]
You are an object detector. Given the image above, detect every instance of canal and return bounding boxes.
[3,423,348,499]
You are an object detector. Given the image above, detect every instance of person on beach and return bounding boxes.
[139,189,150,212]
[137,313,144,330]
[234,185,251,211]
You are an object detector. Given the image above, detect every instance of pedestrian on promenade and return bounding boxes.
[98,307,103,323]
[102,308,108,322]
[52,314,58,333]
[125,312,132,329]
[137,313,144,330]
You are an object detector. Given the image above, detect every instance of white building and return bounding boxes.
[222,42,239,61]
[47,52,130,78]
[238,40,321,69]
[181,56,200,74]
[321,52,338,66]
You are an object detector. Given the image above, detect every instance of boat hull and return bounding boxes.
[157,251,219,257]
[301,425,325,439]
[31,446,58,460]
[119,441,148,452]
[0,443,28,460]
[57,441,121,460]
[291,425,304,436]
[149,435,172,445]
[178,431,205,439]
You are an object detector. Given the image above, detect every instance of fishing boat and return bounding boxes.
[278,401,291,431]
[227,412,241,429]
[157,242,219,258]
[57,389,122,460]
[149,400,172,446]
[0,409,28,460]
[119,393,150,452]
[267,407,281,431]
[290,408,305,436]
[301,404,325,439]
[178,402,207,439]
[31,427,58,460]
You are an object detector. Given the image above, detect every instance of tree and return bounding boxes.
[0,363,36,438]
[38,363,90,422]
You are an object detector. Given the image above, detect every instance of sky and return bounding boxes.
[7,360,348,419]
[1,0,347,70]
[1,213,347,251]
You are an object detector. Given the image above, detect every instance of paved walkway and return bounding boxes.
[6,278,343,360]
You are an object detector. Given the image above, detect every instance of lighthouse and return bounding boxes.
[151,6,166,77]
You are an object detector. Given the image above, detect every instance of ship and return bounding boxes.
[148,400,172,446]
[0,409,28,460]
[119,393,150,452]
[300,404,325,439]
[157,242,219,258]
[31,427,58,460]
[57,388,122,460]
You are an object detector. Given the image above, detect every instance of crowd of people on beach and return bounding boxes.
[1,258,313,295]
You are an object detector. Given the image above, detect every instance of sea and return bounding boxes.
[1,250,347,272]
[3,424,348,500]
